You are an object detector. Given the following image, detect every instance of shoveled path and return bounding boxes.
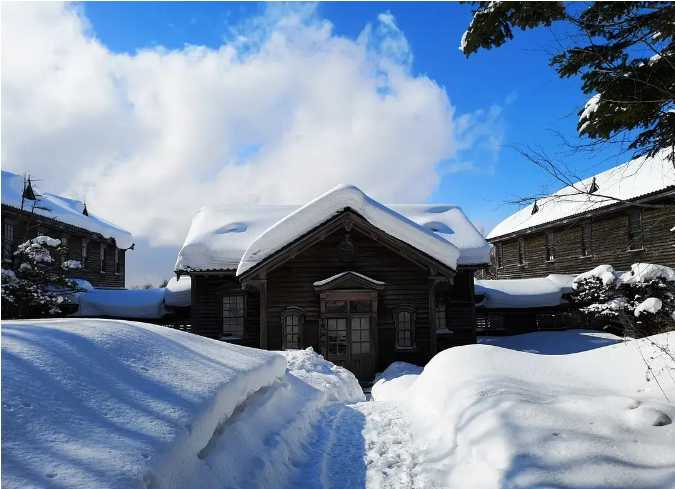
[285,399,420,489]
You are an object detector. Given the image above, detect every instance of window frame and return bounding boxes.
[394,306,416,350]
[627,208,644,251]
[222,293,246,339]
[281,306,304,350]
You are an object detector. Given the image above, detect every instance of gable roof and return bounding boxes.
[1,171,133,248]
[175,186,490,273]
[487,152,675,240]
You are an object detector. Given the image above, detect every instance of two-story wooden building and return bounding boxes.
[1,171,133,288]
[175,185,490,380]
[486,153,675,280]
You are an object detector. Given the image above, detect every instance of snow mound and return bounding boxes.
[376,330,675,489]
[574,264,618,286]
[1,319,286,489]
[620,262,675,284]
[164,275,191,308]
[74,288,167,319]
[371,362,423,401]
[488,152,675,239]
[1,171,133,249]
[237,185,461,275]
[635,297,663,317]
[281,347,365,403]
[476,274,575,308]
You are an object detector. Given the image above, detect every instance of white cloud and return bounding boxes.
[2,3,502,261]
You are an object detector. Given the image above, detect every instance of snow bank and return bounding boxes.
[175,189,489,273]
[74,288,167,319]
[488,152,675,239]
[475,274,575,308]
[164,275,191,308]
[1,171,133,249]
[371,362,423,401]
[1,319,286,489]
[375,330,675,489]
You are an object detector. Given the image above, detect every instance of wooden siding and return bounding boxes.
[2,205,127,288]
[491,198,675,279]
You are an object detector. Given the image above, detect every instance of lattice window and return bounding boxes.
[581,221,592,256]
[395,308,415,349]
[2,221,14,262]
[545,232,556,262]
[627,208,644,250]
[350,316,370,355]
[324,317,347,357]
[222,295,245,338]
[282,307,303,350]
[435,303,447,331]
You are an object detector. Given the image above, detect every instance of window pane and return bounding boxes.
[223,295,245,337]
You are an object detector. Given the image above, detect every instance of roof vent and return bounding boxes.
[531,200,539,214]
[82,202,89,216]
[589,177,599,194]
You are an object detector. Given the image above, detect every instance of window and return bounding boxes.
[435,302,447,331]
[545,232,556,262]
[495,243,504,268]
[395,307,415,349]
[222,295,245,338]
[628,208,644,250]
[114,249,122,274]
[99,243,106,273]
[517,238,526,265]
[580,221,592,257]
[324,317,347,357]
[351,316,370,355]
[282,307,303,350]
[2,222,15,262]
[81,239,88,267]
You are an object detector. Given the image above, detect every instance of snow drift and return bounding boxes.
[1,320,362,489]
[374,330,675,489]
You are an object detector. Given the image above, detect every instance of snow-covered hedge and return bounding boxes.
[570,263,675,336]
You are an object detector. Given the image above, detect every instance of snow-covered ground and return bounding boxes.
[1,319,361,489]
[374,330,675,489]
[5,323,675,489]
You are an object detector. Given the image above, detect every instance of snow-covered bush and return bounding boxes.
[570,263,675,337]
[1,236,83,319]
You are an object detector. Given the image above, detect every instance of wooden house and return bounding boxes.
[1,171,133,288]
[175,185,491,380]
[486,153,675,280]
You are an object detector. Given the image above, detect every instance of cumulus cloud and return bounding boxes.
[2,2,502,251]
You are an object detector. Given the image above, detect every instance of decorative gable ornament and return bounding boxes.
[82,203,89,216]
[531,200,539,215]
[588,177,599,194]
[22,178,37,201]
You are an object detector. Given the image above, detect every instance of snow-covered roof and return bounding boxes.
[1,171,133,248]
[165,275,191,308]
[487,152,675,240]
[176,186,490,273]
[475,274,575,309]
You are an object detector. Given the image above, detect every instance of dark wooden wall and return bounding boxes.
[491,197,675,279]
[190,224,479,373]
[2,205,127,288]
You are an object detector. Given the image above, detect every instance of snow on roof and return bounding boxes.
[487,152,675,240]
[1,171,133,248]
[475,274,575,309]
[165,275,191,307]
[237,185,462,275]
[175,187,489,273]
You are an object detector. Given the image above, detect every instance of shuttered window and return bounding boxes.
[627,208,644,250]
[222,295,245,338]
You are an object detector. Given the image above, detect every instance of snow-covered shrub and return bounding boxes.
[1,236,83,319]
[570,263,675,337]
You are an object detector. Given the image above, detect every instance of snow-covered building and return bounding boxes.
[487,153,675,280]
[176,184,490,380]
[1,171,133,288]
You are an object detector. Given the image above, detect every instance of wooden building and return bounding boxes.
[486,154,675,280]
[1,171,133,288]
[175,185,490,380]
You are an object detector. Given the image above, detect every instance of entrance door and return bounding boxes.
[320,292,377,380]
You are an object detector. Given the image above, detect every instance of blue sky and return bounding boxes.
[4,2,627,286]
[81,1,616,230]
